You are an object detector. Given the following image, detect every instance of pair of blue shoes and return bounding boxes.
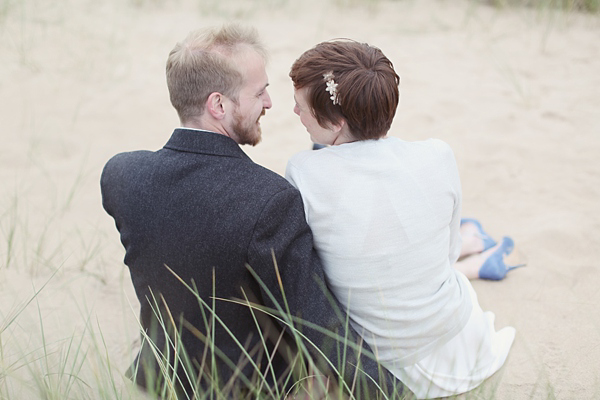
[460,218,525,281]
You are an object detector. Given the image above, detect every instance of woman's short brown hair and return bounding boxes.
[289,40,400,140]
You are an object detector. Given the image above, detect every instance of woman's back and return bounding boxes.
[286,137,472,368]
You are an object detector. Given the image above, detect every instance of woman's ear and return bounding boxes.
[330,118,346,133]
[205,92,227,120]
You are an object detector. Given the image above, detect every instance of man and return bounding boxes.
[101,25,404,398]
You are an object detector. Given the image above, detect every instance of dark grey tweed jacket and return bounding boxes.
[101,128,404,397]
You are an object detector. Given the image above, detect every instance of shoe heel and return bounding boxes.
[507,263,526,271]
[478,237,520,280]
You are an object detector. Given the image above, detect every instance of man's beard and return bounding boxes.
[232,109,265,146]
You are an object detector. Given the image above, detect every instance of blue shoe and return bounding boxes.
[461,218,497,251]
[479,237,524,280]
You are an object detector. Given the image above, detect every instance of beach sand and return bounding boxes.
[1,0,599,398]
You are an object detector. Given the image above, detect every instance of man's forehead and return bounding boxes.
[240,60,268,89]
[232,45,265,67]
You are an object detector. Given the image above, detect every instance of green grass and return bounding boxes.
[0,194,18,270]
[0,264,407,399]
[482,0,599,13]
[118,264,406,399]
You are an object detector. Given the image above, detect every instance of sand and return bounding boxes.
[1,0,599,398]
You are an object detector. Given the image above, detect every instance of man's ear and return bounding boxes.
[205,92,227,120]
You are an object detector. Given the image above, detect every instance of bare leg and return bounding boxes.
[459,221,485,258]
[455,242,504,280]
[457,221,509,280]
[457,235,522,280]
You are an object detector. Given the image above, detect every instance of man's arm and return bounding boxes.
[247,186,407,398]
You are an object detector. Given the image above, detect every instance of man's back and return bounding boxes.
[102,129,343,394]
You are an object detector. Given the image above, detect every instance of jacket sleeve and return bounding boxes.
[247,186,406,398]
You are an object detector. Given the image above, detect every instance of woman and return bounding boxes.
[285,40,517,398]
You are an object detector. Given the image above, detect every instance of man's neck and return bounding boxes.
[182,120,233,140]
[178,126,213,133]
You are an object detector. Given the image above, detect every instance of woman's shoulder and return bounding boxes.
[287,149,321,172]
[402,137,455,160]
[382,136,453,156]
[399,137,451,150]
[286,148,331,184]
[288,148,315,164]
[288,145,344,167]
[425,137,453,151]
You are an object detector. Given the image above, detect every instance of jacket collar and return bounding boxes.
[163,128,251,160]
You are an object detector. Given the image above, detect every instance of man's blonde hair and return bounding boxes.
[166,25,267,124]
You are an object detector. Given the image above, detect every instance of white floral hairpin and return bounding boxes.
[323,71,340,105]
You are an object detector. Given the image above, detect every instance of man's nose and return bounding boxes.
[263,90,272,109]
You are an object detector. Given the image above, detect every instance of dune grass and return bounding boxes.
[0,260,409,399]
[3,253,550,399]
[483,0,599,13]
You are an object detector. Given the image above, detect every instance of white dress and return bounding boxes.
[396,272,515,398]
[285,138,515,398]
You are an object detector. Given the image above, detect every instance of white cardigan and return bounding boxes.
[285,137,472,368]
